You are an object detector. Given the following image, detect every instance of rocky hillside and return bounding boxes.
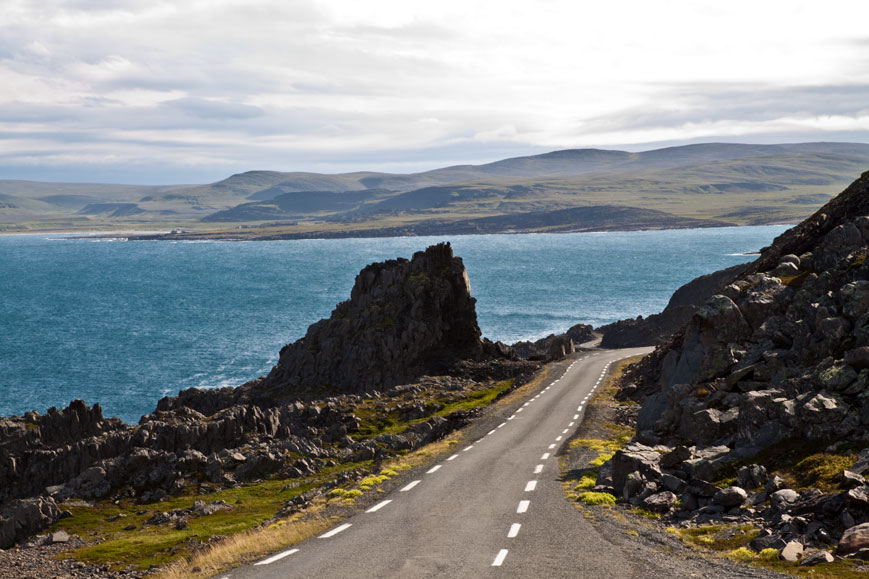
[0,244,536,551]
[599,170,869,563]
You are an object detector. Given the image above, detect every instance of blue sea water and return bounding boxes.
[0,226,786,423]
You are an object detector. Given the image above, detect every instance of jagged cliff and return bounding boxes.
[600,170,869,561]
[261,242,489,396]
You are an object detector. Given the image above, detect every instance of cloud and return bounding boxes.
[1,0,869,183]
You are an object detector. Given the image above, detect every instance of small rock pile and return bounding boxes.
[596,443,869,563]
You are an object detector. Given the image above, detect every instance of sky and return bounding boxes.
[2,0,869,184]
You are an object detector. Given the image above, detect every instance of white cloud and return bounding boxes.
[0,0,868,183]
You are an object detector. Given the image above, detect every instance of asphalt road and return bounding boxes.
[222,347,652,579]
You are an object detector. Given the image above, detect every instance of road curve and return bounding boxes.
[221,347,652,579]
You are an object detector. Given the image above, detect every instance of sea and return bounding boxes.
[0,226,787,423]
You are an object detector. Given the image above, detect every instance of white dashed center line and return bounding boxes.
[254,548,299,565]
[366,500,391,513]
[492,549,509,566]
[517,500,530,513]
[508,523,521,538]
[319,523,351,538]
[400,480,421,492]
[426,465,442,474]
[525,480,537,492]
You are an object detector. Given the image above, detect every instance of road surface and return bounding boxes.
[222,347,652,579]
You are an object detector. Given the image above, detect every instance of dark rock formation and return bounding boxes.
[602,170,869,559]
[511,333,576,361]
[598,263,748,348]
[261,242,488,396]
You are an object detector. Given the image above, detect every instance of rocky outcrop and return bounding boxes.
[260,243,492,396]
[0,244,532,548]
[0,497,62,549]
[598,264,748,348]
[606,170,869,561]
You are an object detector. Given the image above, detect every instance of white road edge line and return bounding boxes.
[492,549,509,566]
[525,480,537,492]
[555,436,563,442]
[508,523,521,538]
[487,429,496,436]
[562,428,569,434]
[463,445,474,452]
[541,452,550,459]
[548,443,556,449]
[366,500,392,513]
[517,500,530,513]
[318,523,351,539]
[254,548,299,565]
[498,422,506,428]
[427,465,442,474]
[400,480,421,492]
[534,464,543,473]
[447,454,459,461]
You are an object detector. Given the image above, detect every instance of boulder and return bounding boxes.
[609,443,663,492]
[800,551,834,566]
[852,448,869,475]
[770,489,800,512]
[713,486,748,507]
[780,540,804,562]
[0,496,62,548]
[846,486,869,507]
[737,464,768,490]
[838,522,869,556]
[750,534,787,552]
[642,491,678,513]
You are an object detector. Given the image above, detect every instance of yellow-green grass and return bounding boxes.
[667,524,757,551]
[576,492,616,506]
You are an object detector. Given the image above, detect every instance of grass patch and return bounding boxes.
[576,492,616,506]
[589,452,615,467]
[668,524,757,551]
[574,473,598,491]
[53,461,374,571]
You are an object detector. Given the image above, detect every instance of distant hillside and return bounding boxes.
[3,142,869,235]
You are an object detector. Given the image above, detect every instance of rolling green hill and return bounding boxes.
[3,142,869,235]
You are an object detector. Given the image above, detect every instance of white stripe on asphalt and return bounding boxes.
[463,445,474,452]
[319,523,351,538]
[447,454,459,461]
[508,523,521,538]
[534,464,543,473]
[525,480,537,492]
[541,453,550,459]
[426,465,441,474]
[254,548,299,565]
[517,500,530,513]
[548,443,556,449]
[366,500,392,513]
[400,480,421,492]
[492,549,509,566]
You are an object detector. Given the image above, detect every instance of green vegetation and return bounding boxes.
[573,473,598,491]
[576,492,617,506]
[667,524,757,551]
